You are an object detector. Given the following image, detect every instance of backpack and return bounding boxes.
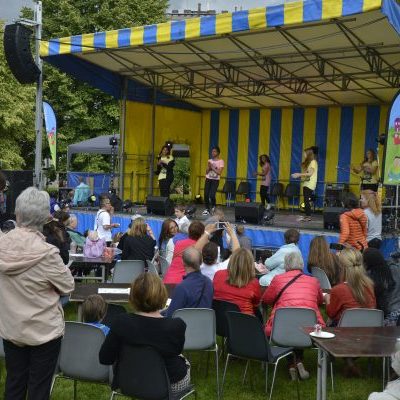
[83,237,106,258]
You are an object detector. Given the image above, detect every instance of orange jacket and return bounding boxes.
[339,208,368,250]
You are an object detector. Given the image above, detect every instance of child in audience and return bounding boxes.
[175,205,190,234]
[82,294,110,335]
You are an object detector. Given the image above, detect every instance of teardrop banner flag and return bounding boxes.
[43,101,57,168]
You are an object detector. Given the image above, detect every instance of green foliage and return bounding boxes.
[172,158,191,194]
[0,21,36,169]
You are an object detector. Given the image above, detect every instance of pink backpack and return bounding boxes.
[83,237,106,258]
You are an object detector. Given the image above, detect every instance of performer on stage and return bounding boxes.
[253,154,271,210]
[156,145,175,198]
[202,146,224,216]
[351,149,379,191]
[291,146,318,222]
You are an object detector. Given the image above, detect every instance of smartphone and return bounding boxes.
[215,222,226,230]
[330,243,344,251]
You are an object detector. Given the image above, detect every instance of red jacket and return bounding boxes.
[339,209,368,250]
[213,269,261,315]
[262,270,325,337]
[163,238,196,284]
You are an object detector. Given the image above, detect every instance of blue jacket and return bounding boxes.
[166,271,213,318]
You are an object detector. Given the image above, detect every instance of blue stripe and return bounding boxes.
[227,110,239,179]
[269,109,282,183]
[365,105,381,154]
[118,28,131,48]
[315,107,329,207]
[209,110,220,156]
[93,32,106,49]
[232,10,249,32]
[290,108,305,178]
[200,15,216,36]
[337,107,354,183]
[342,0,364,15]
[48,39,60,56]
[247,109,261,200]
[303,0,322,22]
[171,20,186,41]
[70,35,82,53]
[266,4,284,26]
[143,25,157,44]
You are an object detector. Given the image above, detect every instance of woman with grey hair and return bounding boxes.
[0,187,75,400]
[262,252,325,381]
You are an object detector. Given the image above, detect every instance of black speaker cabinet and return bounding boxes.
[234,202,264,224]
[4,23,41,84]
[323,207,344,230]
[1,170,33,214]
[146,196,174,216]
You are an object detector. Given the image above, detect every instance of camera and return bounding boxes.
[329,243,345,251]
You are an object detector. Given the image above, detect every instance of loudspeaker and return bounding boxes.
[109,194,123,212]
[323,207,344,230]
[234,202,264,224]
[146,196,174,216]
[4,23,41,84]
[1,170,33,214]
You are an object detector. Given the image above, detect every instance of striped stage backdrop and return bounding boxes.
[200,105,388,204]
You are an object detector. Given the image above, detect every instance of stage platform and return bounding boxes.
[72,206,397,264]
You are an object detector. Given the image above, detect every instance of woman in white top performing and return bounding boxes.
[203,146,224,216]
[291,146,318,222]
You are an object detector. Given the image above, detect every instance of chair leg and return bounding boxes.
[109,391,117,400]
[215,347,220,400]
[330,360,334,392]
[268,363,279,400]
[221,354,231,399]
[50,375,58,395]
[73,379,77,400]
[265,362,269,394]
[242,360,249,384]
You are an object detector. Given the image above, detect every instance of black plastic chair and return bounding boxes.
[236,181,250,201]
[221,312,293,400]
[284,183,300,213]
[102,303,127,327]
[222,180,236,207]
[212,300,240,339]
[270,183,284,211]
[110,345,196,400]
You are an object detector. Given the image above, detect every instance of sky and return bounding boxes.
[0,0,34,23]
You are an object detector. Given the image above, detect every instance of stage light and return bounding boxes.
[123,199,133,210]
[263,210,275,224]
[88,194,97,205]
[194,194,202,204]
[109,136,118,146]
[165,141,173,148]
[185,204,197,218]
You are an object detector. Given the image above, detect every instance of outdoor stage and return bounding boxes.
[73,206,398,263]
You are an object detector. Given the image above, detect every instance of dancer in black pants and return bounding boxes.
[203,146,224,216]
[254,154,272,209]
[156,145,175,198]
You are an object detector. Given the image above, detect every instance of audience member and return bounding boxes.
[262,252,325,380]
[99,273,190,394]
[213,248,261,315]
[307,236,341,286]
[66,214,86,247]
[363,248,400,325]
[95,198,119,245]
[121,217,156,262]
[174,205,190,234]
[339,193,368,250]
[0,187,75,400]
[360,190,382,249]
[205,207,228,259]
[73,176,91,206]
[158,218,179,264]
[235,225,252,250]
[259,229,301,286]
[163,221,205,284]
[166,247,213,317]
[82,294,110,335]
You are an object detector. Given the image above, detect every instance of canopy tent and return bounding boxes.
[67,134,120,169]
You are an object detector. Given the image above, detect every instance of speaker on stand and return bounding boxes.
[146,196,174,216]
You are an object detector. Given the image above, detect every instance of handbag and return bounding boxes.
[83,237,106,258]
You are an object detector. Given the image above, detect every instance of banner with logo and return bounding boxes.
[43,102,57,168]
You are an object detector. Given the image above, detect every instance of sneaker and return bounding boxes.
[296,362,310,380]
[211,207,216,215]
[303,217,312,222]
[289,367,297,381]
[266,204,272,210]
[296,216,305,222]
[202,209,210,216]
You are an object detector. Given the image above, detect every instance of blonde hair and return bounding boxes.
[338,248,374,306]
[361,190,382,216]
[128,217,147,237]
[227,248,255,288]
[87,230,99,241]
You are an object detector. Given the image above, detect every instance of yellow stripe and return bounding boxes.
[284,0,304,25]
[185,18,201,40]
[200,110,211,194]
[363,0,382,11]
[322,0,343,19]
[256,109,271,202]
[218,110,230,180]
[81,33,94,53]
[105,30,118,49]
[58,37,71,55]
[237,110,250,181]
[216,12,232,35]
[39,41,49,57]
[350,106,367,191]
[325,107,341,182]
[156,21,171,43]
[248,7,267,30]
[303,108,317,150]
[279,109,293,184]
[130,26,144,46]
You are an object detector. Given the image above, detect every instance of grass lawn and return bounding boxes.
[0,302,384,400]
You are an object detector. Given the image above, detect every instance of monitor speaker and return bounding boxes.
[146,196,174,216]
[234,202,264,224]
[1,170,33,214]
[323,207,344,231]
[3,23,41,84]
